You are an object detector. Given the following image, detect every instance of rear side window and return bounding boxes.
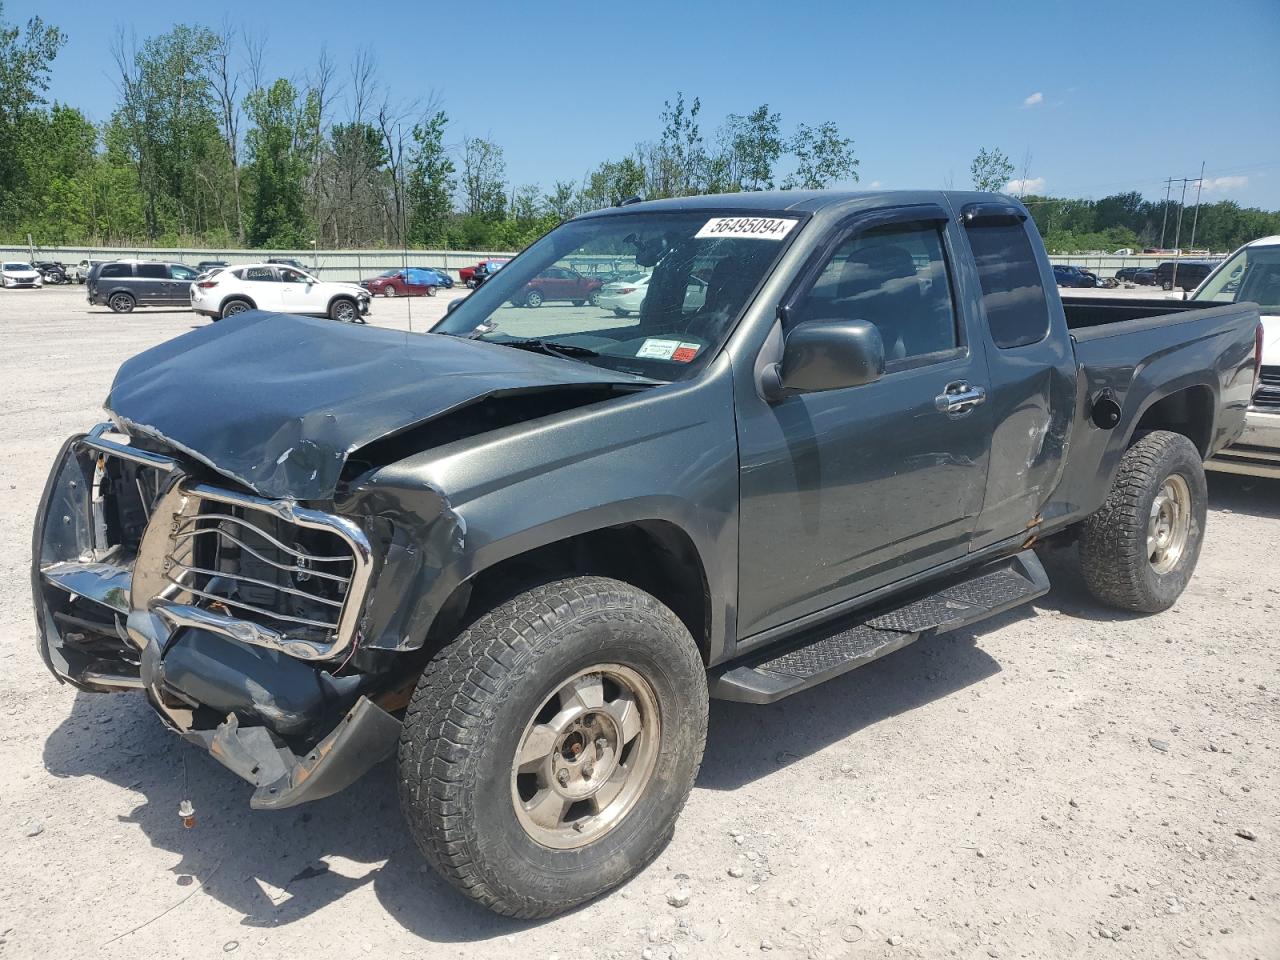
[965,222,1051,349]
[244,266,277,282]
[137,263,168,279]
[99,263,131,278]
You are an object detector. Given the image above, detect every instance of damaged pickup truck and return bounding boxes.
[33,191,1261,918]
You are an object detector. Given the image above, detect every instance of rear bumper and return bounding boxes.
[1206,409,1280,479]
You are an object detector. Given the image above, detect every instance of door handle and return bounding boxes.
[935,382,987,415]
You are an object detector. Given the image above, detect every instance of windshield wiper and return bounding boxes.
[500,338,600,360]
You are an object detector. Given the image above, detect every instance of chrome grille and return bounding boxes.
[1255,365,1280,409]
[162,495,359,650]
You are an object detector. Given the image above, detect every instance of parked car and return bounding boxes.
[1132,268,1157,285]
[34,260,69,284]
[74,259,104,283]
[361,268,441,298]
[1052,264,1097,288]
[419,266,453,289]
[461,258,509,288]
[86,260,200,312]
[1193,235,1280,478]
[197,260,230,274]
[1,261,43,288]
[510,265,603,307]
[189,262,371,322]
[596,272,652,316]
[32,190,1261,920]
[1153,259,1216,291]
[266,257,312,272]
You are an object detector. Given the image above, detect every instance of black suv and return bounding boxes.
[87,261,201,313]
[1153,260,1215,292]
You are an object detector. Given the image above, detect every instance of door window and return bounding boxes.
[244,266,278,282]
[280,268,309,283]
[136,263,169,279]
[965,221,1051,349]
[99,263,130,278]
[790,221,959,364]
[169,265,197,281]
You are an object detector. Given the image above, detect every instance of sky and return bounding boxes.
[14,0,1280,208]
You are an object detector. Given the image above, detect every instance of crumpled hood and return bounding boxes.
[106,311,650,500]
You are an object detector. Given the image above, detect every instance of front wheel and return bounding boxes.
[1077,430,1207,613]
[383,286,397,297]
[426,285,437,297]
[613,308,630,318]
[524,289,544,308]
[329,298,358,322]
[398,576,708,918]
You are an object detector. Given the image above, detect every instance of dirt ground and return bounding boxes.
[0,284,1276,960]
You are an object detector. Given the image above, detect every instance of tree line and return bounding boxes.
[2,7,1277,255]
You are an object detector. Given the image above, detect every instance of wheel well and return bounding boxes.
[329,294,357,308]
[429,521,712,663]
[220,295,254,311]
[1132,386,1214,457]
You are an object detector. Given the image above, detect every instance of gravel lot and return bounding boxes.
[1,284,1276,960]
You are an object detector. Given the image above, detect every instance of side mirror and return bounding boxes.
[761,319,885,400]
[446,298,465,314]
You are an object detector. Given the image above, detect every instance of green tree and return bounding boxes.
[461,136,506,220]
[405,111,454,246]
[722,104,783,191]
[243,78,318,246]
[0,4,67,223]
[578,157,646,211]
[784,121,859,189]
[970,147,1014,192]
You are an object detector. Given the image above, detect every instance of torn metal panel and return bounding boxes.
[104,311,653,501]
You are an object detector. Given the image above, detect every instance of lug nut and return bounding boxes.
[556,769,570,787]
[582,763,594,779]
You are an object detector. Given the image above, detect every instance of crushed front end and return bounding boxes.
[32,424,401,808]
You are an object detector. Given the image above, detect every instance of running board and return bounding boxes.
[710,551,1049,704]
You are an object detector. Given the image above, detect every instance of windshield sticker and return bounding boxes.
[636,338,681,360]
[672,343,701,363]
[695,217,799,241]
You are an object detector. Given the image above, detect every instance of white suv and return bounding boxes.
[190,263,371,323]
[1194,235,1280,479]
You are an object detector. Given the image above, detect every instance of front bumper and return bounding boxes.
[1206,408,1280,480]
[32,425,399,806]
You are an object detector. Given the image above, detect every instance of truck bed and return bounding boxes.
[1060,296,1205,331]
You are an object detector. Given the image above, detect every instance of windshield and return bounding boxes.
[4,263,31,271]
[1192,245,1280,313]
[433,211,803,380]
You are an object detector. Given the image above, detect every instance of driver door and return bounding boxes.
[734,207,994,638]
[279,268,325,313]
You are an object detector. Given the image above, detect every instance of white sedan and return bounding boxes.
[597,273,651,317]
[190,262,371,323]
[2,262,43,289]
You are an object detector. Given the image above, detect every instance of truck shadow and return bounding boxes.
[1206,471,1280,520]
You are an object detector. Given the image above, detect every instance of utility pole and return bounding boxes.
[1188,161,1206,252]
[1159,178,1173,249]
[1170,177,1189,291]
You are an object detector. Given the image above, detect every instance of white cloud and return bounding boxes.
[869,180,882,188]
[1006,176,1046,195]
[1200,175,1247,192]
[1022,91,1044,108]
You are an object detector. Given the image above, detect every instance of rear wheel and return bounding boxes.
[426,285,437,297]
[398,576,708,918]
[1078,431,1207,613]
[614,308,630,318]
[107,292,135,314]
[220,298,252,319]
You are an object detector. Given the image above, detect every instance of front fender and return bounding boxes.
[340,358,742,663]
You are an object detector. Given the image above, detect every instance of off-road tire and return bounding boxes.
[398,576,708,919]
[1078,430,1206,613]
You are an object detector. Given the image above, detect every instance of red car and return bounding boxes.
[460,259,510,288]
[362,269,439,297]
[510,267,603,307]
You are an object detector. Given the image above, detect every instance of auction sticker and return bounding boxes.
[637,338,681,360]
[695,216,799,240]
